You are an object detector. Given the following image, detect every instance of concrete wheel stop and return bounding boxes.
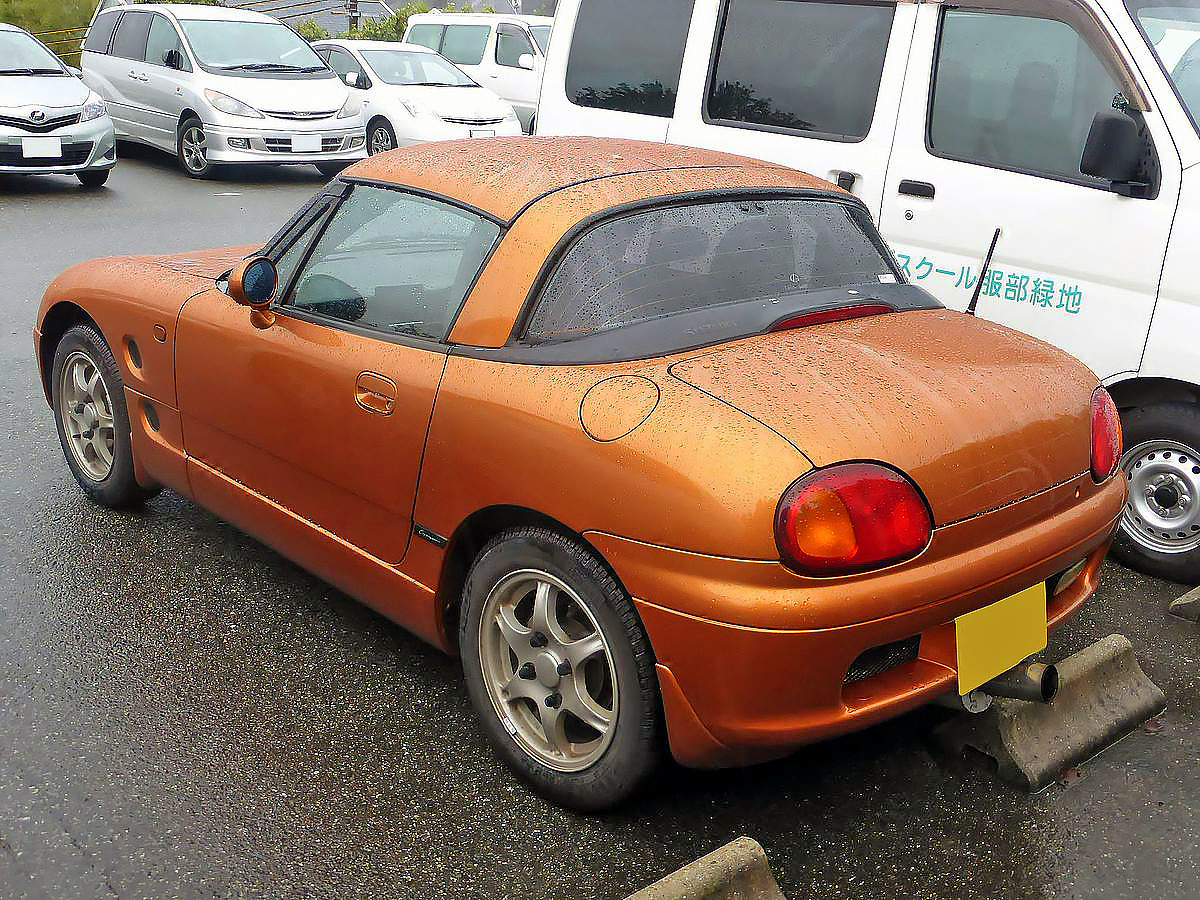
[932,634,1166,791]
[625,837,786,900]
[1169,585,1200,623]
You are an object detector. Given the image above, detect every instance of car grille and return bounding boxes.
[0,141,92,167]
[843,636,921,685]
[262,137,343,153]
[442,116,504,126]
[262,110,337,121]
[0,111,82,133]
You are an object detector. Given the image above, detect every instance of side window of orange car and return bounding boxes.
[281,185,500,342]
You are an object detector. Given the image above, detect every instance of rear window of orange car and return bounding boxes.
[523,197,922,348]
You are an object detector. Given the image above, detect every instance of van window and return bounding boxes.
[496,23,534,67]
[406,23,444,51]
[565,0,696,118]
[110,10,152,61]
[1127,2,1200,133]
[144,14,186,69]
[930,10,1122,185]
[441,24,491,66]
[707,0,894,141]
[84,12,120,54]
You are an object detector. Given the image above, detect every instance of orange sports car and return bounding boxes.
[35,138,1125,810]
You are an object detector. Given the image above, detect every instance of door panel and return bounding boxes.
[175,290,446,565]
[878,4,1179,381]
[107,10,154,142]
[668,0,917,215]
[132,13,188,150]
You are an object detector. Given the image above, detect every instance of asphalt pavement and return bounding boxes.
[1,146,1198,900]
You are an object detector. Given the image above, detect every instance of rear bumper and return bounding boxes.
[587,473,1126,768]
[0,115,116,174]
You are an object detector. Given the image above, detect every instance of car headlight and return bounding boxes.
[502,107,519,122]
[78,92,107,123]
[337,94,362,119]
[204,89,264,119]
[398,98,439,121]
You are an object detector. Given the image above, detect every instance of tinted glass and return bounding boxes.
[285,187,500,341]
[565,0,696,117]
[0,31,65,70]
[84,12,119,54]
[440,25,491,65]
[708,0,893,140]
[362,50,474,86]
[111,11,153,62]
[180,20,326,70]
[530,25,551,53]
[145,14,184,68]
[325,47,359,79]
[527,198,898,343]
[1127,2,1200,131]
[496,23,533,67]
[406,23,444,51]
[931,10,1120,183]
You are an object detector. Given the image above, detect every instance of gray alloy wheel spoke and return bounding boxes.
[496,603,532,660]
[529,580,569,643]
[561,673,612,734]
[59,351,116,482]
[537,703,572,757]
[562,631,605,668]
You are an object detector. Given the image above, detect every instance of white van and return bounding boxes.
[539,0,1200,584]
[402,12,552,132]
[81,3,365,177]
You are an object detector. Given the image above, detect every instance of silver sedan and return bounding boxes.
[0,22,116,188]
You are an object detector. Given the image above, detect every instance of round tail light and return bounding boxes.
[774,463,933,577]
[1090,388,1122,482]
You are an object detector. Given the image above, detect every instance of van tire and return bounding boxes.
[177,116,212,178]
[1111,402,1200,584]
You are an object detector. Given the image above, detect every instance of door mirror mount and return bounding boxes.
[228,257,278,329]
[1080,111,1149,197]
[517,53,535,71]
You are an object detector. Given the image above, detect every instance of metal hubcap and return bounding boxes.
[369,126,394,155]
[182,125,207,172]
[1121,439,1200,554]
[479,570,617,772]
[59,351,115,482]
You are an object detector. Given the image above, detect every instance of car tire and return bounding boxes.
[366,118,396,156]
[51,323,159,509]
[459,527,661,811]
[76,169,109,189]
[1111,402,1200,584]
[177,116,212,178]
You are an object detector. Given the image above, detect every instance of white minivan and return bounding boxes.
[402,12,552,133]
[81,3,366,177]
[540,0,1200,585]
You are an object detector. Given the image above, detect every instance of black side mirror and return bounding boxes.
[162,48,184,70]
[1080,111,1144,195]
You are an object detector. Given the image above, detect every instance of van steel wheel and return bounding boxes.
[460,527,660,811]
[50,323,159,508]
[1112,403,1200,583]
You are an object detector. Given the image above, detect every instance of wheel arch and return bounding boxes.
[177,109,201,130]
[1106,376,1200,413]
[436,505,633,653]
[37,301,97,405]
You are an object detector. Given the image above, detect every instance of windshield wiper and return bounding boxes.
[409,81,459,87]
[219,63,306,72]
[0,68,63,75]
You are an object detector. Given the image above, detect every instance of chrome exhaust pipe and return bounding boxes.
[982,662,1059,703]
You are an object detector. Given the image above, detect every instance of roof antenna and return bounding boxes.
[966,227,1002,317]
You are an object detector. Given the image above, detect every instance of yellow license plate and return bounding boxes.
[955,583,1047,695]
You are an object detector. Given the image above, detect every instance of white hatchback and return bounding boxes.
[312,40,522,156]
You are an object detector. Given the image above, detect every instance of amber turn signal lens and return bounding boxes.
[775,463,933,576]
[1090,388,1122,482]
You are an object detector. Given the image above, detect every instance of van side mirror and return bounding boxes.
[517,52,535,71]
[228,257,278,329]
[1081,111,1146,196]
[162,48,184,70]
[345,71,368,89]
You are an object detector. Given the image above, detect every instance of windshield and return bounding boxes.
[0,31,67,74]
[1128,2,1200,129]
[361,49,475,86]
[530,25,550,54]
[180,20,328,73]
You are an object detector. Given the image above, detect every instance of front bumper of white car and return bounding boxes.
[392,116,523,147]
[203,121,366,165]
[0,113,116,175]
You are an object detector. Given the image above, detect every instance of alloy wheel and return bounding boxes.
[182,124,208,173]
[58,350,115,482]
[369,125,394,155]
[1120,439,1200,553]
[478,569,618,772]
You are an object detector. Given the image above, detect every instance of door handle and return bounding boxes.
[355,371,397,416]
[834,171,857,192]
[898,179,936,199]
